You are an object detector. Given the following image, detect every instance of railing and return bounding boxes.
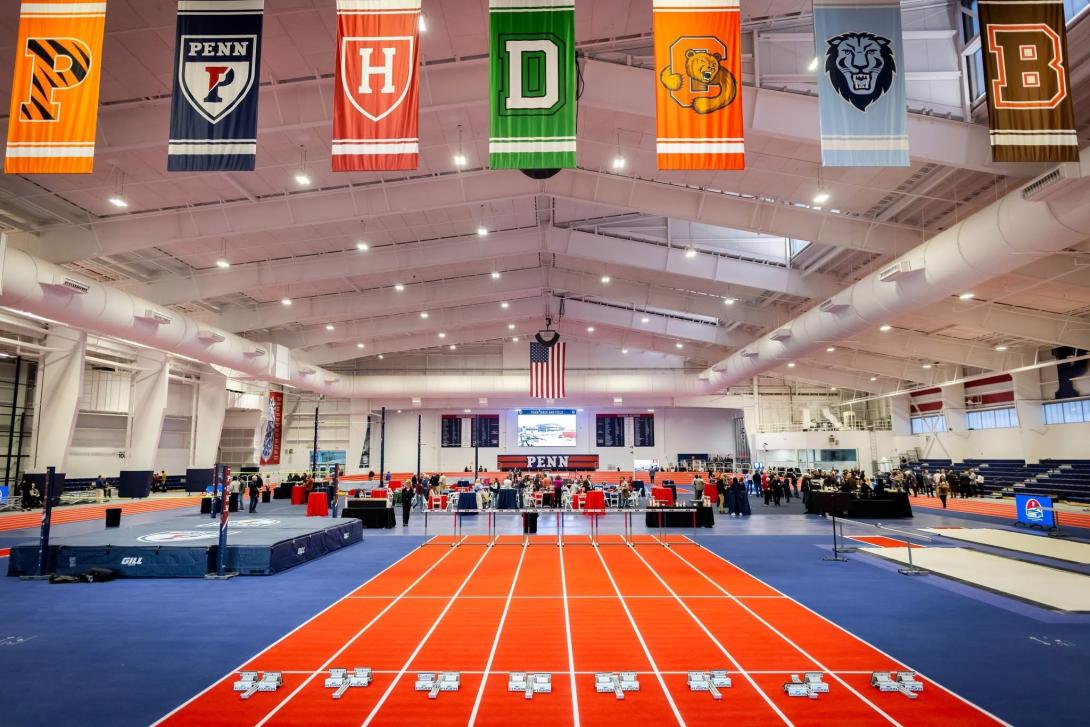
[757,419,892,433]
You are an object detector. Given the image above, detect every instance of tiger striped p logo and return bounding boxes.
[19,37,93,122]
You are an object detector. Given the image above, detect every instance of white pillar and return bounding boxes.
[28,327,86,473]
[190,371,227,468]
[1013,369,1044,463]
[127,350,169,471]
[941,382,966,432]
[890,393,911,436]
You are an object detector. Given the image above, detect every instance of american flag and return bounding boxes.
[530,341,566,398]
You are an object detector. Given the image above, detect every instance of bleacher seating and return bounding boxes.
[911,458,1090,503]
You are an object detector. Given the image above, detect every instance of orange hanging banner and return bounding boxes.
[653,0,744,170]
[5,1,109,174]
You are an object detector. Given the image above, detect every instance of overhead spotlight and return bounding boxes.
[464,408,471,413]
[807,56,819,71]
[477,226,489,237]
[922,363,933,369]
[959,292,975,300]
[449,344,457,350]
[508,323,516,330]
[491,271,501,279]
[813,191,830,205]
[685,247,697,259]
[215,258,231,269]
[869,376,877,381]
[396,409,402,413]
[723,298,736,306]
[418,13,427,32]
[281,298,292,306]
[640,316,650,323]
[995,345,1009,351]
[500,301,509,309]
[325,324,335,331]
[357,343,365,349]
[586,326,595,333]
[675,342,683,349]
[394,283,405,291]
[600,275,611,284]
[647,408,655,413]
[511,336,520,342]
[420,311,429,319]
[830,386,838,391]
[107,195,129,208]
[787,362,796,368]
[453,153,467,167]
[611,155,626,170]
[378,354,385,359]
[879,324,892,332]
[826,346,836,352]
[438,332,446,338]
[356,241,369,251]
[621,348,629,354]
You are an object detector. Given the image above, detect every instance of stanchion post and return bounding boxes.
[823,512,848,562]
[216,465,230,576]
[36,466,56,577]
[898,533,928,576]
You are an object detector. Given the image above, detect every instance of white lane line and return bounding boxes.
[676,542,1012,726]
[254,537,468,726]
[360,543,497,726]
[466,546,529,726]
[151,536,452,726]
[558,543,581,727]
[626,546,793,725]
[592,547,686,727]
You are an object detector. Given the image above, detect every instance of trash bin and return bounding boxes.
[261,490,271,503]
[105,507,122,528]
[200,497,212,514]
[522,512,538,534]
[228,493,240,512]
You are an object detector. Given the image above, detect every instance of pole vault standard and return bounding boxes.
[379,406,386,480]
[473,413,479,474]
[416,415,422,483]
[310,405,319,478]
[206,462,237,579]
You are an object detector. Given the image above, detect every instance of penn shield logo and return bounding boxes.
[825,32,897,111]
[178,35,258,124]
[341,35,415,122]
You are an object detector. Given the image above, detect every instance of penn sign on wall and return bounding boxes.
[168,0,264,171]
[498,454,600,471]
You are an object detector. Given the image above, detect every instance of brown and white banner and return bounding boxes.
[978,0,1078,162]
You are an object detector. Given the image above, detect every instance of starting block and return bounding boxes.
[595,672,640,700]
[687,671,732,700]
[783,672,829,699]
[415,672,460,699]
[871,671,924,699]
[324,667,373,699]
[509,672,552,699]
[233,671,282,700]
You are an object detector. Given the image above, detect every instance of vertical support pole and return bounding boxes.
[416,414,422,483]
[5,355,22,489]
[311,405,320,478]
[215,464,230,576]
[473,413,480,475]
[330,463,340,518]
[36,466,55,576]
[379,406,386,480]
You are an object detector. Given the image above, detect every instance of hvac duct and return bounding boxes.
[699,149,1090,391]
[0,242,711,398]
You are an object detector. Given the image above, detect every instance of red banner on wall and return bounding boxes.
[332,0,421,171]
[497,454,599,471]
[259,391,283,466]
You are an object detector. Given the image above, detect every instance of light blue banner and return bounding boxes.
[814,0,909,166]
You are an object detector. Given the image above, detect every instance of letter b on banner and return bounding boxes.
[987,24,1067,109]
[499,34,566,115]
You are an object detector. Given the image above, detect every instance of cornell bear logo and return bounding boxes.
[825,32,896,111]
[660,44,738,114]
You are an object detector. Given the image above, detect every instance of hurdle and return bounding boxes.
[827,517,934,575]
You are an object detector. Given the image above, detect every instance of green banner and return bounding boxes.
[488,1,576,169]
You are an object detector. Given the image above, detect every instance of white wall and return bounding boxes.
[365,406,738,473]
[894,422,1090,463]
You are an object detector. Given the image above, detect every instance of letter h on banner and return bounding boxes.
[333,0,421,171]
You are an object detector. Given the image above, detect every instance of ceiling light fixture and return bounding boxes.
[357,343,365,349]
[826,346,836,352]
[787,362,796,368]
[508,323,516,330]
[281,298,292,306]
[491,271,501,279]
[869,376,877,381]
[586,326,595,333]
[325,324,335,331]
[723,297,735,306]
[394,283,405,291]
[675,342,683,349]
[108,195,128,208]
[959,292,975,300]
[294,145,311,186]
[453,124,467,167]
[807,56,819,71]
[215,238,231,268]
[611,128,626,170]
[995,345,1008,351]
[600,275,611,284]
[685,247,697,258]
[438,332,446,338]
[477,226,488,237]
[215,259,230,269]
[108,167,129,208]
[922,363,933,369]
[420,311,429,318]
[356,241,369,251]
[641,316,650,323]
[500,301,509,309]
[511,336,519,342]
[879,324,892,332]
[378,354,384,359]
[813,191,830,205]
[449,344,457,350]
[621,348,629,354]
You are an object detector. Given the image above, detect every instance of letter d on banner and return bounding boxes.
[5,1,109,174]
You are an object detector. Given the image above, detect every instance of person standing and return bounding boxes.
[715,473,727,514]
[937,477,950,509]
[227,474,241,512]
[247,475,260,513]
[401,479,413,526]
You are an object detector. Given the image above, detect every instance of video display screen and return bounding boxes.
[517,409,577,447]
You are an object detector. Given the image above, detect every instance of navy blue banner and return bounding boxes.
[168,0,264,171]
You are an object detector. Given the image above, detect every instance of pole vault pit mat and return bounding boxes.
[6,516,362,578]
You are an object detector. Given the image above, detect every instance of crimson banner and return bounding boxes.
[333,0,421,171]
[259,391,283,466]
[979,0,1078,162]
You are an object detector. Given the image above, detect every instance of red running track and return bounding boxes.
[0,497,201,533]
[155,535,1005,726]
[909,495,1090,529]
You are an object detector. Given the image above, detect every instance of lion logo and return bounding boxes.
[660,37,738,115]
[825,32,897,111]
